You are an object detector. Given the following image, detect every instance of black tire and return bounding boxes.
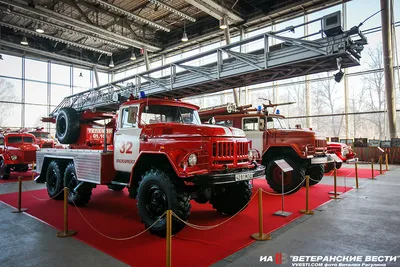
[56,107,80,144]
[210,181,252,215]
[336,162,343,169]
[64,163,92,206]
[46,161,65,200]
[137,169,191,237]
[265,157,305,194]
[0,159,10,180]
[306,164,324,186]
[19,165,29,172]
[324,162,334,173]
[107,184,126,191]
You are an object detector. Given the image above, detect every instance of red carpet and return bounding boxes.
[0,180,350,267]
[324,167,386,178]
[0,171,34,184]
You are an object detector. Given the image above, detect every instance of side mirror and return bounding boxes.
[208,117,216,125]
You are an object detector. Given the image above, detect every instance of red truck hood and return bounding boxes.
[149,124,246,138]
[274,128,324,138]
[327,142,347,148]
[6,144,39,151]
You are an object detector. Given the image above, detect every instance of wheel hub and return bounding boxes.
[146,186,167,218]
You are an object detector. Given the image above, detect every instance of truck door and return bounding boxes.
[242,117,264,153]
[114,105,141,172]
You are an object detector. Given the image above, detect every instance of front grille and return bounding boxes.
[212,141,249,166]
[315,139,327,148]
[23,151,36,162]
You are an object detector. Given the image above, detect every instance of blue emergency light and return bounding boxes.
[139,91,146,99]
[257,105,262,111]
[276,109,280,114]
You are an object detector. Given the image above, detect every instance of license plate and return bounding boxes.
[235,172,253,181]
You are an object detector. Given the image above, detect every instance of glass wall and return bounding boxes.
[183,0,400,140]
[0,56,108,135]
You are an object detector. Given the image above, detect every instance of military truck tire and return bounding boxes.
[56,107,80,144]
[266,157,305,194]
[210,181,252,215]
[306,164,324,186]
[107,184,126,191]
[46,161,65,199]
[0,159,10,180]
[137,169,191,237]
[20,164,29,172]
[336,162,343,169]
[64,163,92,206]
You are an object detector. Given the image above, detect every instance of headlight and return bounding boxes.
[248,150,254,160]
[188,154,197,166]
[10,155,18,161]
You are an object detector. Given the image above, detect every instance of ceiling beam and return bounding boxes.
[0,0,161,51]
[0,21,112,55]
[67,0,94,25]
[4,8,129,49]
[0,40,109,70]
[184,0,243,23]
[89,0,171,32]
[149,0,196,22]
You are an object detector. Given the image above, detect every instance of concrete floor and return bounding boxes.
[0,163,399,267]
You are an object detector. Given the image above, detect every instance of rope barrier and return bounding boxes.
[261,176,306,196]
[71,198,166,240]
[172,191,259,231]
[0,181,19,188]
[22,183,65,201]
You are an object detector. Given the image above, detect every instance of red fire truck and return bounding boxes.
[324,142,357,172]
[35,97,265,236]
[199,102,332,194]
[28,127,56,148]
[0,130,39,180]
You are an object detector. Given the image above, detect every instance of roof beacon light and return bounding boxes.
[257,105,262,112]
[139,91,146,99]
[276,109,280,114]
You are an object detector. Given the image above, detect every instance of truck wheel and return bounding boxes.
[56,107,80,144]
[306,164,324,186]
[46,161,65,199]
[137,169,191,237]
[266,157,305,194]
[210,181,252,215]
[64,163,92,206]
[336,162,343,169]
[20,165,29,172]
[0,159,10,180]
[107,184,126,191]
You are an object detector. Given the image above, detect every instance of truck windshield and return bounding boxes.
[142,105,201,125]
[7,136,23,143]
[267,117,287,129]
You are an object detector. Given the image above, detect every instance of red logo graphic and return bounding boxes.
[275,253,283,264]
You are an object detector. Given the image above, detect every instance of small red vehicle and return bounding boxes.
[28,127,55,148]
[0,131,40,180]
[324,142,356,172]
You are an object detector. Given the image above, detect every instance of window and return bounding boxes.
[26,59,48,82]
[23,136,34,143]
[51,63,71,86]
[0,78,22,102]
[267,117,287,129]
[0,54,22,78]
[0,138,4,145]
[141,105,201,125]
[121,106,138,128]
[243,117,260,131]
[7,136,22,143]
[25,81,48,105]
[215,120,233,127]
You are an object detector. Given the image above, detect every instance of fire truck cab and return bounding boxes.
[0,131,39,180]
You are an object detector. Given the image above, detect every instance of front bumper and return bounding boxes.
[188,165,266,185]
[310,154,336,165]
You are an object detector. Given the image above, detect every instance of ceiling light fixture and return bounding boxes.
[20,36,28,45]
[79,72,83,77]
[130,50,136,61]
[36,23,44,33]
[109,56,114,67]
[181,22,188,42]
[0,54,3,60]
[219,16,228,29]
